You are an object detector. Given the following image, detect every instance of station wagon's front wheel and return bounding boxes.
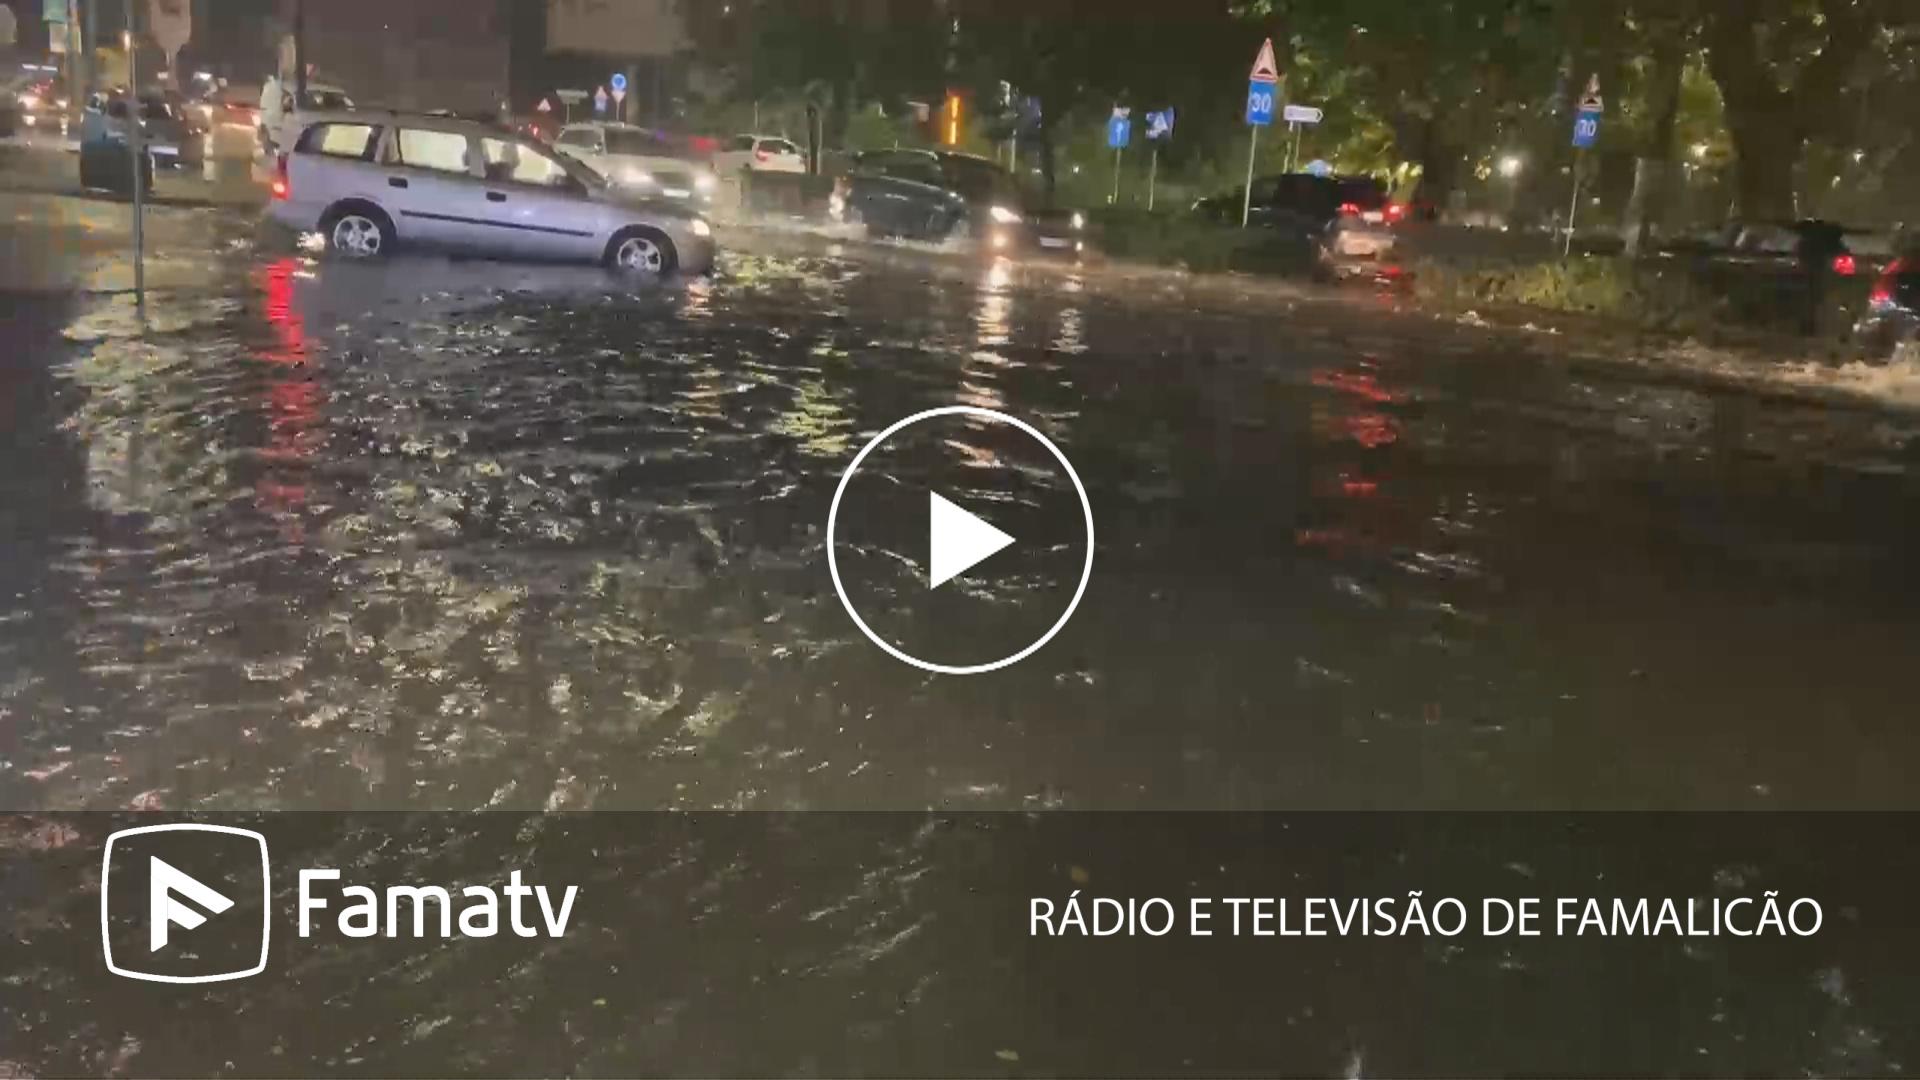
[606,228,676,275]
[320,205,395,260]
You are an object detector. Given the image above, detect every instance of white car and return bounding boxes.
[268,111,715,274]
[713,134,806,177]
[261,79,353,153]
[550,121,718,207]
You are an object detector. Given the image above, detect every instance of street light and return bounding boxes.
[1497,155,1523,178]
[1690,142,1709,161]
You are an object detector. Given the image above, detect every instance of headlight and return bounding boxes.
[691,218,712,238]
[18,94,39,110]
[1070,212,1085,230]
[695,172,717,191]
[625,169,654,187]
[989,205,1023,225]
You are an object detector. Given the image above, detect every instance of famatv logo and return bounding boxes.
[101,824,271,984]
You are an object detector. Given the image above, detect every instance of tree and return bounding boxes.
[1699,0,1881,220]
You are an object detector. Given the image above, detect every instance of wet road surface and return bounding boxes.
[9,188,1920,1078]
[7,191,1920,812]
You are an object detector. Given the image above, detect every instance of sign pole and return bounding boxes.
[126,0,144,309]
[1240,125,1259,228]
[1111,147,1121,205]
[1289,121,1302,172]
[1147,145,1158,211]
[1563,149,1582,258]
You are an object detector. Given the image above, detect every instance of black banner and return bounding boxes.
[3,812,1916,1077]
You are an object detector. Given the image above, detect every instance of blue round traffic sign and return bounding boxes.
[610,73,628,93]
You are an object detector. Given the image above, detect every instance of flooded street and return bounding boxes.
[7,191,1920,1077]
[8,193,1920,813]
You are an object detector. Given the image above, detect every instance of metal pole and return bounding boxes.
[84,0,97,95]
[1111,147,1121,204]
[1289,122,1302,172]
[1240,124,1259,227]
[1564,149,1582,258]
[292,0,306,101]
[1147,146,1157,211]
[126,0,143,308]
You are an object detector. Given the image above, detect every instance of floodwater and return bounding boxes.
[6,200,1920,812]
[6,191,1920,1077]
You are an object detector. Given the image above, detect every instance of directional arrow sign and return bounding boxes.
[1282,104,1322,124]
[929,491,1014,589]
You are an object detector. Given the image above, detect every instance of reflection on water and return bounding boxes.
[5,238,1920,814]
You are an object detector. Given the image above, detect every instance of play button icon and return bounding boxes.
[828,406,1095,675]
[928,491,1015,589]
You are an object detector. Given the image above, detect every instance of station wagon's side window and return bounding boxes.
[478,137,574,189]
[297,122,378,160]
[727,135,756,152]
[394,128,472,176]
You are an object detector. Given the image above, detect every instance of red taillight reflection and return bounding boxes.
[754,148,770,162]
[1832,253,1856,276]
[271,154,289,199]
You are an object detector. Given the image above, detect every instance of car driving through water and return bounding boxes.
[268,111,715,274]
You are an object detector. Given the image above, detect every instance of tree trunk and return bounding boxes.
[1037,117,1057,204]
[1723,116,1801,220]
[1622,34,1685,255]
[1702,0,1874,222]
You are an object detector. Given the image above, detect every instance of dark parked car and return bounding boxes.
[77,94,157,195]
[79,90,202,175]
[831,149,1087,255]
[1853,258,1919,359]
[1192,172,1405,265]
[1662,220,1858,334]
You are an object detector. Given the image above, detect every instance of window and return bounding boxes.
[299,123,377,160]
[760,138,799,156]
[606,129,673,157]
[870,152,939,185]
[301,90,354,111]
[557,128,601,150]
[479,137,574,188]
[395,128,472,175]
[728,135,756,152]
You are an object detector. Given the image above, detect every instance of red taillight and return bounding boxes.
[754,148,770,162]
[1338,202,1360,216]
[1832,253,1856,276]
[271,154,288,199]
[1385,202,1406,221]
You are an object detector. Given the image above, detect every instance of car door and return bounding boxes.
[716,134,755,176]
[552,125,606,172]
[373,125,490,250]
[853,152,948,236]
[476,134,602,260]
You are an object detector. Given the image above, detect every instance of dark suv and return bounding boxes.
[833,149,1081,252]
[1193,172,1403,263]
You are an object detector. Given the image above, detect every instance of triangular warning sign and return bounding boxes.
[1580,74,1603,112]
[1250,38,1280,84]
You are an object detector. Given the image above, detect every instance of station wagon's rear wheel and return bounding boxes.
[606,228,677,275]
[319,203,395,260]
